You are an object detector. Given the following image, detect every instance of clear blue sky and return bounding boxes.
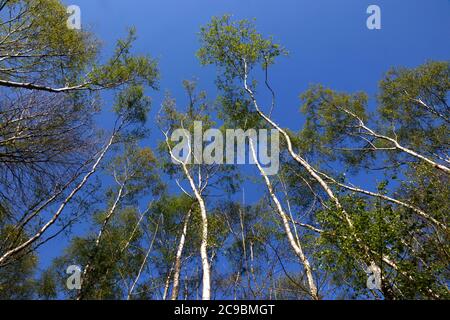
[68,0,450,155]
[40,0,449,272]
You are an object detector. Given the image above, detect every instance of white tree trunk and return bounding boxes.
[249,139,319,300]
[339,106,450,174]
[162,267,173,300]
[0,132,116,267]
[317,170,447,231]
[164,133,211,301]
[171,207,193,300]
[78,181,125,300]
[127,215,161,300]
[242,64,441,298]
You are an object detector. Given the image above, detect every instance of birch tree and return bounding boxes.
[158,81,237,300]
[0,0,159,269]
[197,15,449,299]
[77,143,161,300]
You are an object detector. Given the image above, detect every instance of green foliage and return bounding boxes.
[0,254,38,299]
[316,185,449,299]
[378,61,449,153]
[198,15,286,79]
[47,206,148,299]
[90,28,159,90]
[1,10,448,301]
[36,270,57,299]
[300,85,370,165]
[0,0,97,84]
[0,209,39,299]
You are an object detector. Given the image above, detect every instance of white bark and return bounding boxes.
[118,208,148,254]
[163,131,211,301]
[0,79,89,93]
[338,106,450,174]
[127,215,161,300]
[249,138,319,300]
[317,170,447,231]
[171,207,193,300]
[242,61,436,297]
[162,267,173,300]
[77,180,125,300]
[0,132,116,266]
[242,62,355,229]
[186,169,211,301]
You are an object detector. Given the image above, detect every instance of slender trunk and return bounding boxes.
[249,139,319,300]
[87,208,148,294]
[386,133,449,174]
[242,64,441,298]
[339,106,450,174]
[78,181,125,300]
[238,207,252,298]
[165,131,211,300]
[162,266,173,300]
[171,207,193,300]
[0,79,89,93]
[127,215,161,300]
[179,164,210,300]
[196,193,211,300]
[0,132,116,267]
[118,209,147,255]
[317,170,447,231]
[184,275,189,300]
[183,164,211,300]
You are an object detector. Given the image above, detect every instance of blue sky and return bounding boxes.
[67,0,450,159]
[39,0,450,272]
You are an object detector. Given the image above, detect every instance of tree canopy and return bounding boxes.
[0,2,448,301]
